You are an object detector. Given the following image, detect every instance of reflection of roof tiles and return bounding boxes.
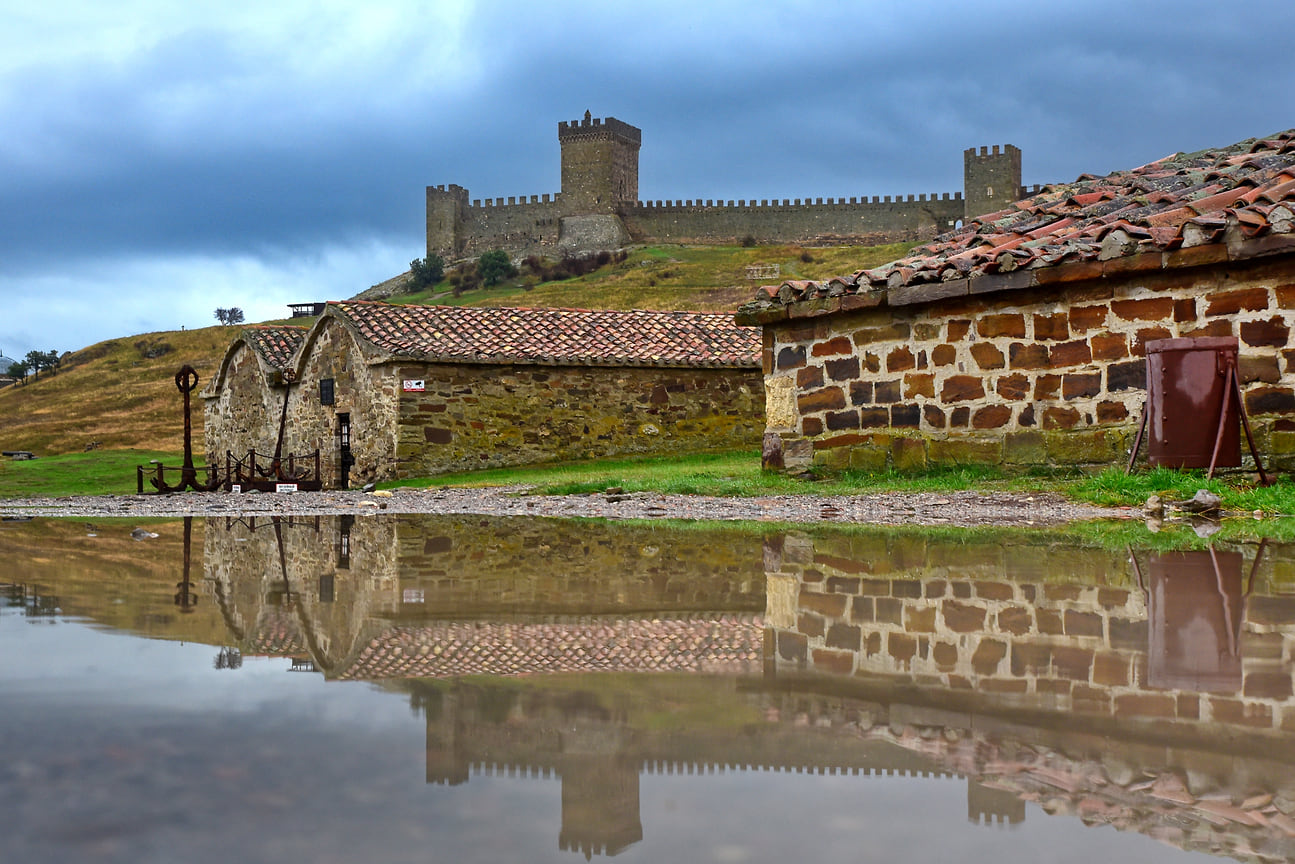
[330,301,759,368]
[249,607,305,657]
[740,129,1295,318]
[855,714,1295,861]
[241,326,308,373]
[337,615,764,680]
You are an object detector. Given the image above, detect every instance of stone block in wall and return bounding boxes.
[996,374,1030,401]
[1242,317,1291,347]
[765,574,799,629]
[978,314,1026,339]
[1240,354,1282,384]
[1009,343,1049,370]
[849,442,889,471]
[1069,305,1108,332]
[1003,431,1046,465]
[783,436,813,472]
[941,376,986,402]
[970,342,1005,369]
[1206,286,1270,316]
[1091,332,1130,361]
[1045,430,1125,465]
[1107,360,1146,392]
[1042,406,1081,430]
[892,437,927,471]
[928,437,1003,465]
[797,366,824,389]
[1247,387,1295,416]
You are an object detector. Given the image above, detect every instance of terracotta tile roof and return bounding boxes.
[329,301,759,368]
[739,129,1295,322]
[335,615,764,680]
[241,325,307,373]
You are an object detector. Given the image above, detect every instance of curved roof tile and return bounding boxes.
[329,302,759,368]
[740,129,1295,319]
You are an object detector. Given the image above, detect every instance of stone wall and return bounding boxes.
[203,342,284,468]
[394,361,764,478]
[760,257,1295,472]
[426,114,1023,262]
[765,530,1295,736]
[622,195,964,248]
[287,317,397,487]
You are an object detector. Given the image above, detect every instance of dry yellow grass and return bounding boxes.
[0,326,233,455]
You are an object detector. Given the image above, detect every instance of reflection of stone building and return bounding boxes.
[200,515,1295,861]
[762,530,1295,861]
[202,513,767,680]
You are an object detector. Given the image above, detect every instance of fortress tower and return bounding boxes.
[425,183,469,262]
[424,113,1028,263]
[963,145,1023,222]
[558,111,641,213]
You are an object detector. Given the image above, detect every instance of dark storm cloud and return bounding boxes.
[1,0,1293,357]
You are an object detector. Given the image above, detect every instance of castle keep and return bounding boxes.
[426,112,1030,261]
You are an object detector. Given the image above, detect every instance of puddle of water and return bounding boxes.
[1,515,1291,863]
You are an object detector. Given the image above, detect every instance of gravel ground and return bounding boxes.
[0,487,1128,526]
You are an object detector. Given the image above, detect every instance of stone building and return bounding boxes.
[203,325,308,467]
[205,302,762,488]
[426,112,1036,261]
[737,128,1295,473]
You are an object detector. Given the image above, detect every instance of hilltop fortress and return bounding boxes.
[426,111,1038,261]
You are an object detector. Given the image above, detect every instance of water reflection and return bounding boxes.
[765,531,1295,862]
[3,516,1295,862]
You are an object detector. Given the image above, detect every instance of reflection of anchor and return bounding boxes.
[153,366,221,493]
[173,516,198,612]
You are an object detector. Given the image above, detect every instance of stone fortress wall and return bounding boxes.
[426,113,1039,261]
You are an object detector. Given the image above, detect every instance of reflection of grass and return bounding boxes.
[0,450,184,497]
[399,673,766,732]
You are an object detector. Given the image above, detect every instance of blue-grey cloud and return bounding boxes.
[1,0,1293,358]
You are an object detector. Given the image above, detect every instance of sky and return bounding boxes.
[3,0,1294,361]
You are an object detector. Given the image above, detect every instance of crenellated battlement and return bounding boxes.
[627,192,965,210]
[558,114,642,145]
[427,113,1029,261]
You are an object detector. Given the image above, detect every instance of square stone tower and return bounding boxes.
[558,112,641,214]
[963,145,1022,221]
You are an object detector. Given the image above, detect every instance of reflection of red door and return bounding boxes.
[1147,549,1244,692]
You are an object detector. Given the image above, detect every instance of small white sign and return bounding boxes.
[230,484,242,493]
[276,483,299,493]
[403,379,426,392]
[402,589,425,604]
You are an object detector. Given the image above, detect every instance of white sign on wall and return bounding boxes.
[276,483,299,493]
[403,379,426,392]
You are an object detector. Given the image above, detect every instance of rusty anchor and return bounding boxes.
[143,365,222,494]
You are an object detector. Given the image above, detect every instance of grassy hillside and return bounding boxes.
[0,242,911,459]
[0,326,233,455]
[390,242,915,310]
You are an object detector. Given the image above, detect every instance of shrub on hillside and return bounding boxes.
[478,250,517,287]
[408,255,445,292]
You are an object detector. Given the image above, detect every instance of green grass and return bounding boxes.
[380,449,1028,497]
[0,450,185,497]
[1071,466,1295,514]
